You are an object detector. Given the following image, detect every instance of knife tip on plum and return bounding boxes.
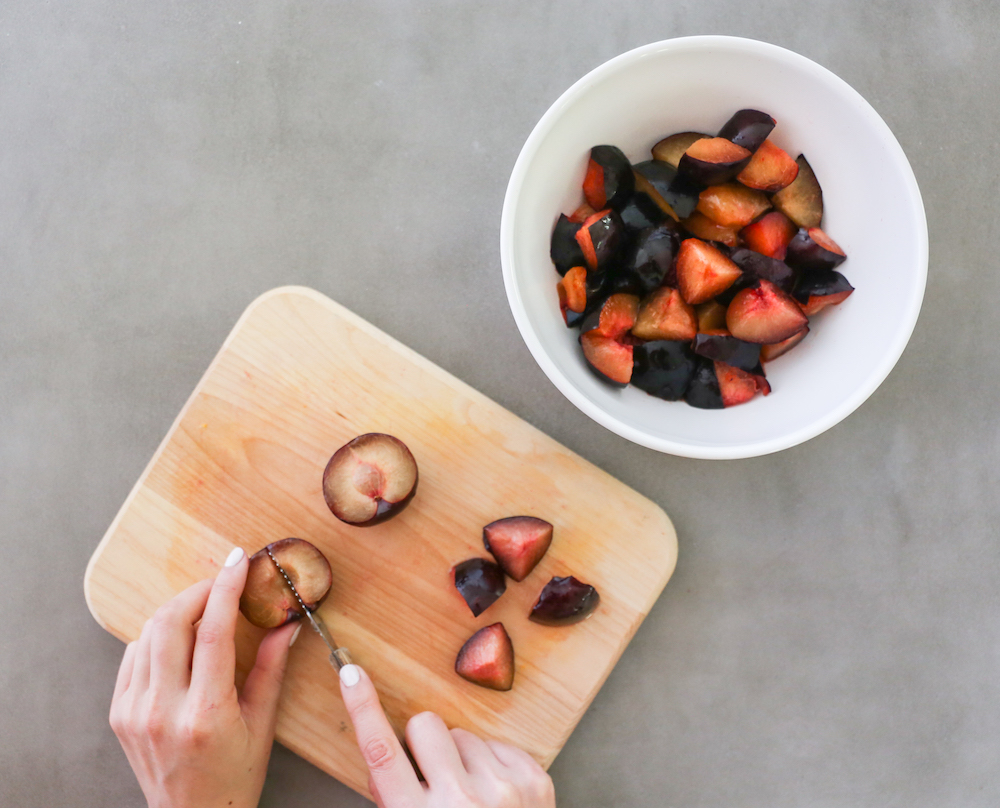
[323,433,418,526]
[239,538,332,629]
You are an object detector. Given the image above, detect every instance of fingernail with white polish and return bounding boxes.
[340,664,361,687]
[289,624,302,647]
[224,547,245,567]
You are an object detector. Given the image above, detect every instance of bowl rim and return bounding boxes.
[499,35,928,460]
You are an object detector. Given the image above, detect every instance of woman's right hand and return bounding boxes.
[338,664,556,808]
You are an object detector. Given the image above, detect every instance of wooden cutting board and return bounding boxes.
[84,286,677,799]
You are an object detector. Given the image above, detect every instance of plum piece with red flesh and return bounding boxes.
[631,287,697,341]
[728,248,798,294]
[631,340,697,401]
[696,183,771,228]
[740,210,798,260]
[530,576,600,626]
[714,361,770,407]
[632,160,701,220]
[652,131,710,168]
[692,332,762,373]
[455,623,514,691]
[240,538,333,629]
[551,214,585,276]
[793,270,854,315]
[676,238,744,305]
[772,154,823,229]
[684,357,723,409]
[679,212,740,248]
[677,137,752,186]
[580,332,633,386]
[583,145,635,212]
[717,109,776,153]
[323,433,418,525]
[737,139,799,192]
[785,227,847,272]
[557,266,587,326]
[453,559,507,617]
[574,208,625,273]
[569,203,596,223]
[726,279,808,344]
[695,300,728,332]
[626,224,679,295]
[483,516,553,582]
[761,326,809,362]
[580,293,639,339]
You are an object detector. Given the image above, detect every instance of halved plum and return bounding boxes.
[323,433,418,525]
[737,139,799,192]
[793,270,855,315]
[575,208,625,273]
[632,287,697,341]
[240,538,333,629]
[626,224,680,294]
[692,332,761,373]
[739,210,798,260]
[631,340,697,401]
[529,576,600,626]
[455,623,514,691]
[726,279,808,344]
[550,214,585,276]
[717,109,776,153]
[760,326,809,362]
[483,516,553,582]
[677,137,752,186]
[652,131,710,167]
[785,227,847,272]
[453,558,507,618]
[772,154,823,228]
[696,183,771,228]
[676,238,743,305]
[632,160,701,221]
[715,361,770,407]
[684,357,723,409]
[583,145,635,211]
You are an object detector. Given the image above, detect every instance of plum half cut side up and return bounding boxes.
[483,516,553,582]
[239,538,333,629]
[529,576,600,626]
[455,623,515,691]
[453,558,507,618]
[323,433,418,526]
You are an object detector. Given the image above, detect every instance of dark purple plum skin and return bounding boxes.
[626,225,679,295]
[530,576,600,626]
[684,357,723,409]
[692,333,762,373]
[583,209,626,273]
[785,229,848,273]
[793,270,855,304]
[717,109,775,153]
[676,151,751,188]
[631,340,696,401]
[453,558,507,618]
[632,160,700,219]
[550,214,584,276]
[618,192,667,238]
[728,248,797,294]
[590,145,635,211]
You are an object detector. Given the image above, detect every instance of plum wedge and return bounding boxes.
[583,145,634,211]
[455,623,515,691]
[530,576,600,626]
[676,238,743,305]
[240,538,333,629]
[453,558,507,617]
[772,154,823,228]
[483,516,553,582]
[323,433,418,525]
[726,279,808,344]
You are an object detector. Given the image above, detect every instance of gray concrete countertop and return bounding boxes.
[2,2,996,806]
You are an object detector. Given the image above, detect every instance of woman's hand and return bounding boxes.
[109,546,299,808]
[339,664,556,808]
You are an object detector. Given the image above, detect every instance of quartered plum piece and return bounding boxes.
[455,623,514,691]
[737,139,799,192]
[557,266,588,326]
[679,211,741,248]
[632,287,697,341]
[240,538,333,629]
[632,160,701,220]
[728,248,797,294]
[618,192,668,237]
[714,361,770,407]
[550,213,585,276]
[483,516,553,582]
[761,326,809,362]
[631,340,697,401]
[695,300,728,331]
[579,293,639,385]
[323,434,418,526]
[740,210,798,260]
[580,293,639,339]
[652,131,710,167]
[453,558,507,617]
[726,279,808,344]
[676,238,743,305]
[785,227,847,272]
[583,145,635,211]
[772,154,824,228]
[684,357,724,409]
[575,208,625,273]
[677,137,752,186]
[692,332,762,373]
[696,183,771,228]
[794,270,855,315]
[717,109,776,153]
[626,224,680,295]
[530,576,600,626]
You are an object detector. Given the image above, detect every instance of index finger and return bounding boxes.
[190,546,248,700]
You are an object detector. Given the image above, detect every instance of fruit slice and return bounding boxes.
[529,576,601,626]
[714,361,770,407]
[772,154,823,228]
[695,300,728,331]
[726,279,808,344]
[652,131,710,167]
[557,265,588,324]
[568,202,596,223]
[453,558,507,617]
[793,270,855,315]
[455,623,514,691]
[692,332,761,373]
[632,160,701,220]
[785,227,847,272]
[626,224,680,295]
[717,109,776,153]
[323,433,418,525]
[676,238,743,305]
[760,326,809,362]
[728,248,797,294]
[580,333,633,385]
[580,293,639,339]
[740,210,797,260]
[583,145,635,211]
[240,538,333,629]
[679,212,740,247]
[550,214,584,276]
[684,357,723,409]
[483,516,553,582]
[631,340,697,401]
[574,208,625,272]
[618,192,668,237]
[696,183,771,228]
[736,139,799,192]
[677,137,752,186]
[632,287,697,341]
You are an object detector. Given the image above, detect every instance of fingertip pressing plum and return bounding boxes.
[717,109,776,153]
[455,623,515,691]
[239,538,333,629]
[453,558,507,617]
[529,576,600,626]
[483,516,553,582]
[323,433,418,526]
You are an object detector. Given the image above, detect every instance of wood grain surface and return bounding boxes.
[84,286,678,799]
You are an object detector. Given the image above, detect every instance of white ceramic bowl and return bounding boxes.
[500,36,927,459]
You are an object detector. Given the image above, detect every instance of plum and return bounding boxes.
[583,145,635,211]
[696,183,771,228]
[715,361,770,407]
[695,300,728,332]
[679,212,740,248]
[760,326,809,362]
[550,214,584,276]
[726,279,809,344]
[239,538,332,629]
[785,227,847,272]
[677,137,752,186]
[632,160,701,220]
[717,109,776,153]
[631,287,697,341]
[575,208,626,273]
[793,270,854,315]
[684,357,724,409]
[455,623,514,691]
[529,576,600,626]
[618,192,668,237]
[652,131,710,168]
[728,248,797,294]
[556,266,587,326]
[483,516,553,582]
[631,340,697,401]
[737,139,799,192]
[740,210,798,260]
[772,154,823,228]
[626,225,680,295]
[692,332,761,373]
[323,433,418,526]
[453,559,507,617]
[675,239,743,305]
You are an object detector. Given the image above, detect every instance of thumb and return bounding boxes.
[241,621,299,730]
